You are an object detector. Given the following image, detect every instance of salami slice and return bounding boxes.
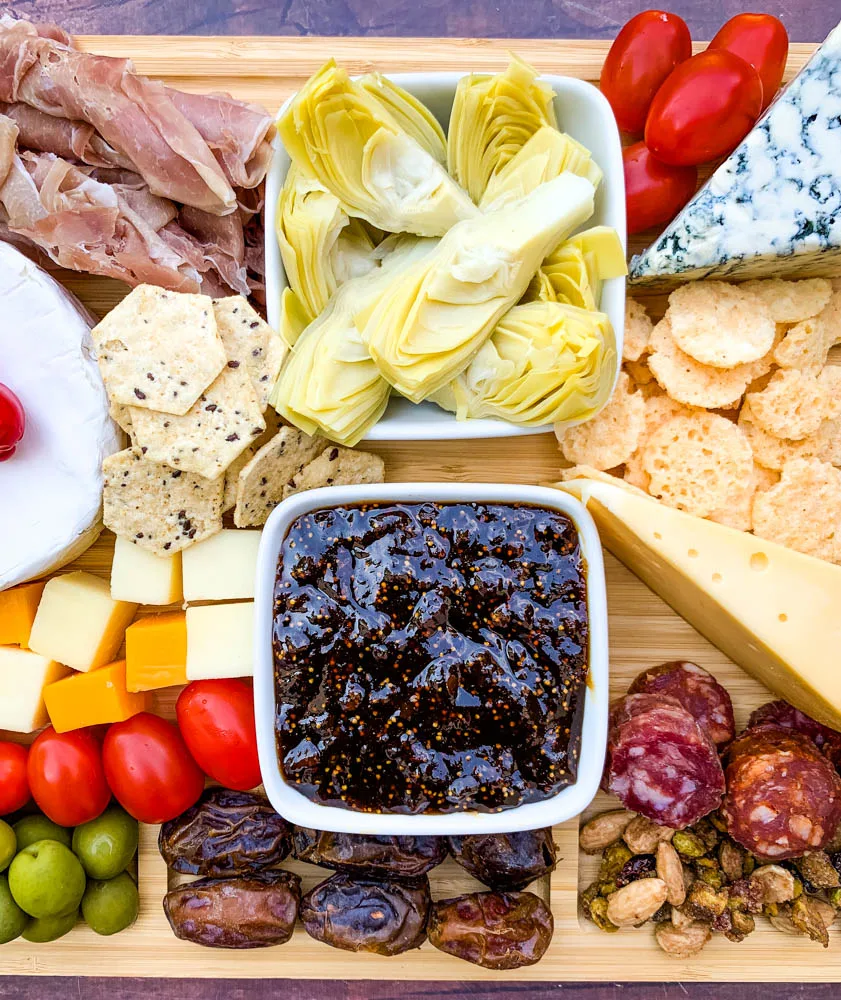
[722,728,841,861]
[629,661,735,748]
[605,693,725,829]
[747,701,841,770]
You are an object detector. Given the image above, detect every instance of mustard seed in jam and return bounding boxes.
[273,502,589,814]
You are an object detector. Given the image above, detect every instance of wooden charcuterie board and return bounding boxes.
[2,35,837,982]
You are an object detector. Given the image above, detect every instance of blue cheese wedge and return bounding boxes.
[630,23,841,285]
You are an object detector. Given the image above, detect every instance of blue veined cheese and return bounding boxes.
[630,22,841,286]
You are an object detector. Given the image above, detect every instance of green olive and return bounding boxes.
[72,807,138,880]
[81,873,139,936]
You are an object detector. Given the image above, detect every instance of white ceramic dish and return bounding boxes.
[264,71,626,442]
[254,482,609,835]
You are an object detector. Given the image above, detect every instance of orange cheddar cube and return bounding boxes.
[43,660,148,733]
[0,580,46,647]
[125,611,188,693]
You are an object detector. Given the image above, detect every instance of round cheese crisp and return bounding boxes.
[0,243,122,589]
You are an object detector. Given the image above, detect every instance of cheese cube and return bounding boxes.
[111,537,183,606]
[0,580,46,647]
[186,602,254,680]
[0,647,69,732]
[28,572,137,672]
[182,529,261,602]
[44,660,148,733]
[125,611,187,692]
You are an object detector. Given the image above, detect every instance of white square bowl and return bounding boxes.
[264,71,626,442]
[254,482,609,835]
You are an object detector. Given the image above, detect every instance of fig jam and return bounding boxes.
[273,502,589,814]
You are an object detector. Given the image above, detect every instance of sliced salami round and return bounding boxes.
[629,661,735,748]
[605,693,725,829]
[722,727,841,861]
[747,701,841,770]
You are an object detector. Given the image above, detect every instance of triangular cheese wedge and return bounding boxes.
[629,21,841,285]
[558,477,841,729]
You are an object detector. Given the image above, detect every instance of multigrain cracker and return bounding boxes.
[92,285,226,414]
[745,369,829,441]
[556,372,645,470]
[667,281,776,368]
[128,364,266,480]
[647,316,770,409]
[213,297,287,409]
[222,409,286,513]
[752,459,841,563]
[623,297,653,362]
[283,446,385,498]
[742,278,832,324]
[738,402,840,471]
[109,402,133,436]
[102,448,223,555]
[233,426,324,527]
[641,412,754,518]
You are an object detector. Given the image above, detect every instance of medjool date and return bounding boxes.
[159,789,292,877]
[448,829,557,890]
[163,872,300,949]
[300,873,430,955]
[292,828,446,879]
[428,890,554,969]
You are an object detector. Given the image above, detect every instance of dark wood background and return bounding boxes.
[3,0,840,996]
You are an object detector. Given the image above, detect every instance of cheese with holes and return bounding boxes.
[186,602,254,679]
[630,22,841,284]
[0,581,45,647]
[0,243,121,589]
[0,647,70,732]
[125,611,187,692]
[560,478,841,729]
[28,572,137,672]
[44,660,148,733]
[181,529,261,602]
[111,537,183,606]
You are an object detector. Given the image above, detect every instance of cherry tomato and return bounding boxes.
[27,728,110,826]
[710,13,788,111]
[103,713,204,824]
[176,680,261,791]
[600,10,692,135]
[623,142,698,235]
[644,49,764,166]
[0,383,25,462]
[0,742,30,815]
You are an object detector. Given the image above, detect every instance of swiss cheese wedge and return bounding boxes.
[559,478,841,730]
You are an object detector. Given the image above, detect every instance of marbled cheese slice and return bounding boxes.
[630,22,841,286]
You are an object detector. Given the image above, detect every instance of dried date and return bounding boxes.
[292,828,446,879]
[448,829,557,891]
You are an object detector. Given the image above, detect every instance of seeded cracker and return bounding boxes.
[223,409,286,513]
[752,459,841,563]
[641,412,754,518]
[284,446,385,498]
[738,402,840,471]
[667,282,776,368]
[745,369,831,441]
[128,364,266,480]
[624,298,653,362]
[234,426,324,527]
[213,297,287,410]
[647,316,770,409]
[92,285,227,415]
[742,278,832,324]
[109,401,133,436]
[556,372,645,470]
[102,448,223,555]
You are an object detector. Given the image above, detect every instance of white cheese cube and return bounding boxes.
[181,529,261,603]
[111,537,183,605]
[28,571,138,672]
[0,647,70,732]
[186,602,254,679]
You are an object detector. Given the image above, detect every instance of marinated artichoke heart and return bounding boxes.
[278,287,311,347]
[432,299,616,428]
[359,172,596,403]
[272,235,438,445]
[528,226,627,311]
[448,55,558,203]
[479,127,603,212]
[357,72,447,164]
[278,60,477,237]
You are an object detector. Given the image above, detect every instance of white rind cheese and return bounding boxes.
[0,243,122,590]
[630,23,841,285]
